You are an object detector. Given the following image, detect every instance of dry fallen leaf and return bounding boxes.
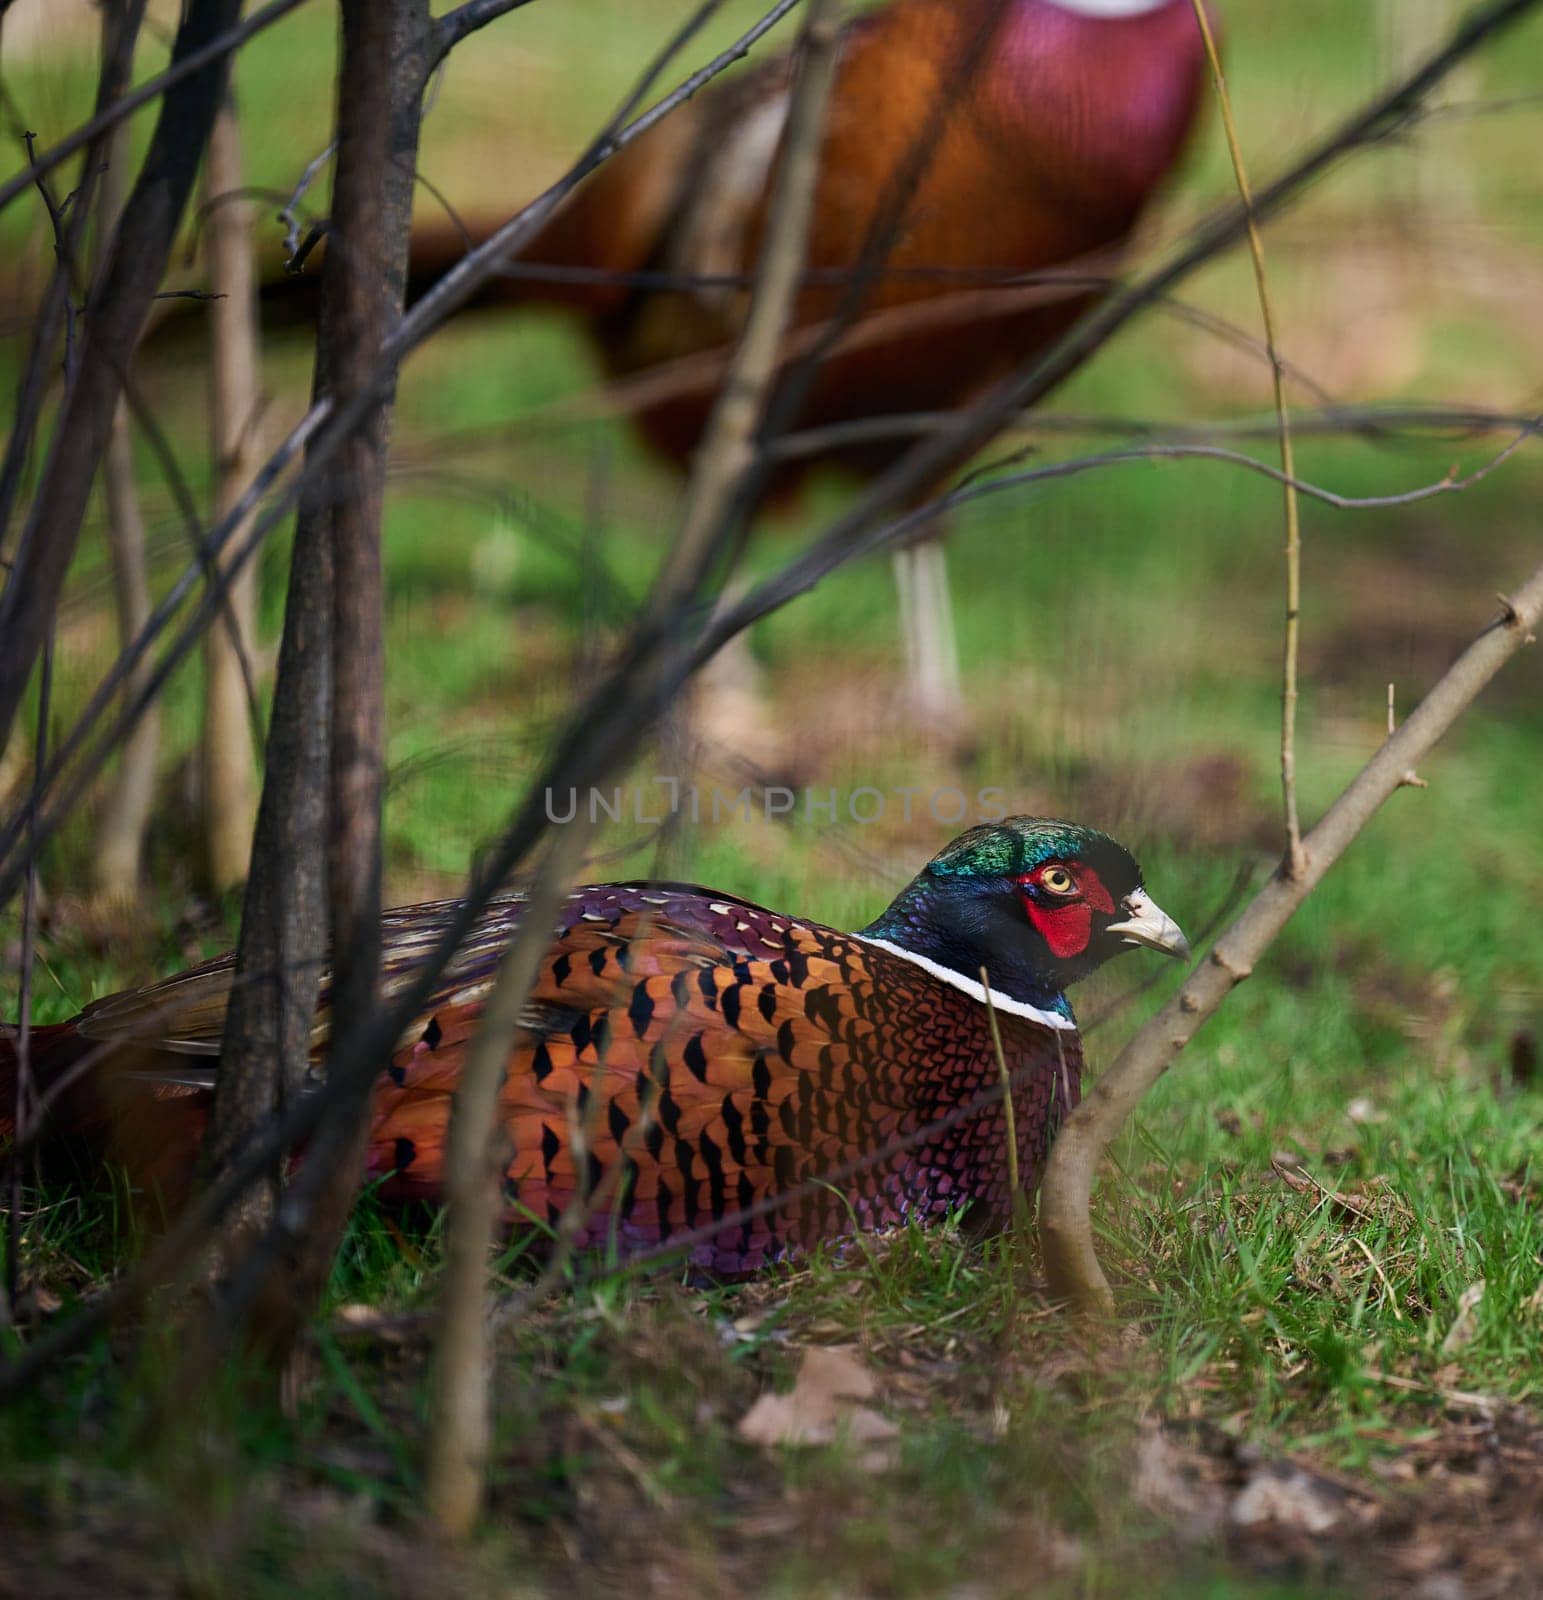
[737,1345,899,1470]
[1270,1157,1379,1223]
[1440,1280,1487,1355]
[1231,1465,1342,1534]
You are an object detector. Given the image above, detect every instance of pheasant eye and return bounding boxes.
[1039,866,1077,897]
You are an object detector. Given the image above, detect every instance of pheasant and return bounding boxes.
[1,818,1186,1272]
[385,0,1215,722]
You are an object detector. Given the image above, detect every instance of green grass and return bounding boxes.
[3,0,1543,1594]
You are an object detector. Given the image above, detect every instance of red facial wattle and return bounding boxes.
[1024,899,1094,959]
[1017,864,1115,960]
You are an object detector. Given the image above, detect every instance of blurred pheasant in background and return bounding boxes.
[1,818,1186,1272]
[393,0,1215,725]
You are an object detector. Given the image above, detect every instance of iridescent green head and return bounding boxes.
[862,816,1188,1013]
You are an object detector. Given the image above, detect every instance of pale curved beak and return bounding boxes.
[1106,889,1190,960]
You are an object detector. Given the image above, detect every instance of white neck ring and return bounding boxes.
[854,936,1077,1032]
[1042,0,1171,18]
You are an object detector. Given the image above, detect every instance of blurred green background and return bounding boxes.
[6,0,1538,1054]
[1,2,1541,1593]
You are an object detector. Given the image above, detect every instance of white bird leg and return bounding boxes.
[892,536,962,725]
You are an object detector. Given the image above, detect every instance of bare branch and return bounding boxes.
[424,0,845,1538]
[91,2,161,902]
[421,823,594,1536]
[760,401,1543,461]
[695,423,1539,659]
[431,0,543,66]
[199,0,434,1357]
[0,0,146,549]
[93,343,158,895]
[117,374,264,733]
[0,0,819,910]
[277,141,336,267]
[202,83,265,893]
[310,0,428,1315]
[0,0,245,760]
[1039,566,1543,1315]
[0,0,313,222]
[2,637,49,1332]
[395,0,806,360]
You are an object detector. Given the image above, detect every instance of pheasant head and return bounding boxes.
[860,816,1188,1021]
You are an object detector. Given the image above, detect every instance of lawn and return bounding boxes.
[1,1,1541,1595]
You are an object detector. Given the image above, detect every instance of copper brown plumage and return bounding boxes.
[1,819,1188,1274]
[257,1,1216,717]
[503,0,1214,718]
[498,0,1213,497]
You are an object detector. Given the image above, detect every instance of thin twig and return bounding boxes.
[431,0,544,66]
[0,0,314,222]
[5,630,50,1327]
[0,0,247,758]
[649,0,844,617]
[201,79,269,892]
[979,967,1026,1237]
[90,1,159,902]
[763,401,1543,460]
[422,822,594,1536]
[1039,567,1543,1315]
[692,425,1538,659]
[1189,0,1307,881]
[0,2,146,549]
[0,0,813,913]
[278,140,336,266]
[21,131,78,380]
[13,141,268,750]
[23,131,86,382]
[393,386,1538,472]
[119,376,264,735]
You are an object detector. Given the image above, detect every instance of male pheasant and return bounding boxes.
[392,0,1215,721]
[1,819,1186,1273]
